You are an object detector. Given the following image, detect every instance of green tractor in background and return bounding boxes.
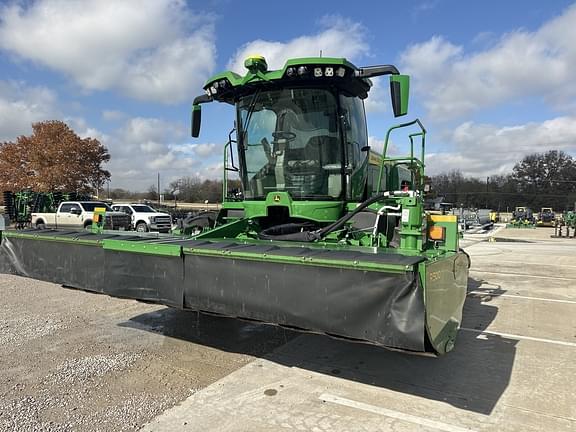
[536,207,555,227]
[507,206,536,228]
[0,56,469,356]
[554,210,576,238]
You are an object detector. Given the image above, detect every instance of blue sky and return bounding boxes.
[1,0,575,191]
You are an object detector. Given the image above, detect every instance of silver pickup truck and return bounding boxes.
[31,201,131,230]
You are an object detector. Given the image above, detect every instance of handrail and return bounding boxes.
[376,118,426,194]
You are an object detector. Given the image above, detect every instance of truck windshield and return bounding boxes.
[80,203,113,211]
[238,88,342,200]
[131,205,156,213]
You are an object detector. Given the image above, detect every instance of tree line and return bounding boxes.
[430,150,576,212]
[1,121,574,211]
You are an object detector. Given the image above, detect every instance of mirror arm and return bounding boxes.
[354,65,399,78]
[193,94,212,105]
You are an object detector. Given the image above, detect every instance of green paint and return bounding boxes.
[103,239,181,257]
[0,55,470,355]
[423,253,469,354]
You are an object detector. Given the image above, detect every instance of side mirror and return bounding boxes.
[191,104,202,137]
[70,207,81,215]
[390,75,410,117]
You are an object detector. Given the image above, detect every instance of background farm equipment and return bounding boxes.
[2,191,92,228]
[536,207,555,227]
[507,206,536,228]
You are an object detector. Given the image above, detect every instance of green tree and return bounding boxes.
[511,150,576,210]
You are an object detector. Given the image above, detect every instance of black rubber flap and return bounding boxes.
[183,256,425,351]
[0,235,105,292]
[0,234,426,351]
[0,236,183,307]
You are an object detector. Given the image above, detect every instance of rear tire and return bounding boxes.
[36,222,46,230]
[136,222,148,232]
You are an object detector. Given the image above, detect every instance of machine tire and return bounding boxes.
[136,222,149,233]
[84,221,92,230]
[36,221,46,230]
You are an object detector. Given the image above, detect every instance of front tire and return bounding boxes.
[136,222,148,232]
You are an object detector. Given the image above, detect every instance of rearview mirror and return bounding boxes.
[191,104,202,137]
[390,75,410,117]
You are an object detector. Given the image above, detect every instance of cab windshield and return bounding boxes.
[131,205,156,213]
[80,202,112,212]
[238,88,342,200]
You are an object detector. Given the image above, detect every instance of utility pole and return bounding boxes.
[486,176,489,208]
[157,173,160,205]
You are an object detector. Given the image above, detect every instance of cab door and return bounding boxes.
[56,203,75,228]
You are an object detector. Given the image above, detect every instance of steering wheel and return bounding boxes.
[272,131,296,141]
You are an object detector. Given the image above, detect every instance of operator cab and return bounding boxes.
[238,87,368,201]
[191,56,409,205]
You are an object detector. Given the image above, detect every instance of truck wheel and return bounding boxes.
[136,222,148,232]
[36,222,46,230]
[84,222,92,230]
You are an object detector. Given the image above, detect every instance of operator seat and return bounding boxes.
[285,135,339,196]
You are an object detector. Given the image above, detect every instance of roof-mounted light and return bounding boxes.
[284,64,349,79]
[203,78,232,98]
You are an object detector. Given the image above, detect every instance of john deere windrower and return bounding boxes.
[0,56,469,355]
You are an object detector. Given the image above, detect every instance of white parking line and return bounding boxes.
[467,291,576,305]
[469,270,576,281]
[460,328,576,348]
[471,259,576,269]
[320,393,477,432]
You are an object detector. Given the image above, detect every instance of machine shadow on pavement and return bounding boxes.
[120,276,516,416]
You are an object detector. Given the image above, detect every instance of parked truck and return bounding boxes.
[111,203,172,233]
[32,201,131,230]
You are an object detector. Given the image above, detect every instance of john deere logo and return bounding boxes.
[273,194,281,203]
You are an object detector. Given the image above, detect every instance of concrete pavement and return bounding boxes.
[142,227,576,432]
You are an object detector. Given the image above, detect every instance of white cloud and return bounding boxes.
[401,4,576,120]
[192,143,217,157]
[368,136,399,155]
[427,116,576,177]
[227,17,391,112]
[91,116,223,190]
[0,0,216,104]
[227,17,369,73]
[102,110,126,122]
[0,80,59,141]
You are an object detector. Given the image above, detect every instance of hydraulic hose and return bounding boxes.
[314,193,389,239]
[258,222,318,241]
[257,193,392,242]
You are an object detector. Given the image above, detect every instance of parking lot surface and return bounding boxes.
[1,227,575,431]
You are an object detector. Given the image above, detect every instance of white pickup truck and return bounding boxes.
[32,201,132,230]
[111,203,172,233]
